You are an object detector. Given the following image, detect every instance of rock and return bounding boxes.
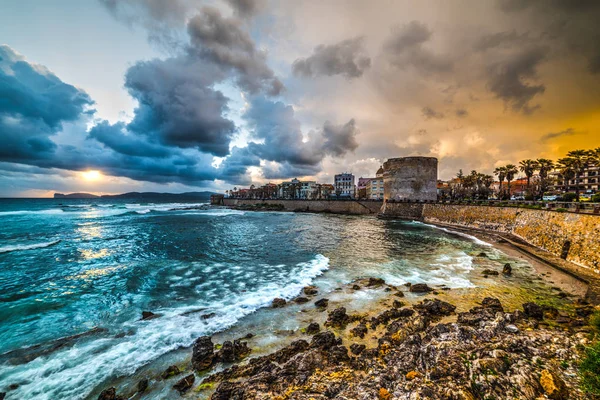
[329,345,350,363]
[0,393,4,400]
[378,388,391,400]
[543,306,559,320]
[303,286,318,295]
[272,298,286,308]
[310,331,337,350]
[481,269,499,276]
[367,277,386,287]
[242,333,254,339]
[141,311,157,320]
[201,312,216,320]
[505,324,519,333]
[481,297,504,313]
[523,302,544,320]
[350,323,368,338]
[477,252,488,257]
[395,291,405,297]
[325,307,350,328]
[409,283,432,293]
[305,322,320,335]
[393,300,405,308]
[161,365,181,379]
[314,298,329,308]
[352,284,361,290]
[414,299,456,316]
[540,369,568,400]
[502,263,512,275]
[97,388,125,400]
[191,336,214,371]
[350,343,366,355]
[173,374,195,394]
[405,370,420,380]
[294,296,309,303]
[137,378,149,393]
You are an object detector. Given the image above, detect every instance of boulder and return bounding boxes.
[477,252,488,257]
[325,307,350,328]
[393,300,405,308]
[192,336,214,371]
[481,269,499,276]
[409,283,432,293]
[305,322,320,335]
[97,388,125,400]
[272,298,286,308]
[310,331,337,350]
[328,345,350,363]
[350,343,366,355]
[414,299,456,316]
[352,284,361,290]
[141,311,157,320]
[137,378,148,393]
[314,298,329,308]
[350,323,368,338]
[294,296,309,304]
[523,302,544,320]
[173,374,195,394]
[367,277,386,287]
[540,369,568,400]
[161,365,181,379]
[303,286,318,295]
[216,339,251,363]
[481,297,504,313]
[502,263,512,275]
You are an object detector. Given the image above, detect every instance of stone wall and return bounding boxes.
[378,202,425,220]
[422,204,600,270]
[383,157,438,202]
[223,199,383,215]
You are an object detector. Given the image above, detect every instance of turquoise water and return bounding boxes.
[0,198,500,399]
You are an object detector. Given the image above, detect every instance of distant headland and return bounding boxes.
[54,191,216,200]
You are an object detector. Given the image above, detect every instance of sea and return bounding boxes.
[0,198,531,399]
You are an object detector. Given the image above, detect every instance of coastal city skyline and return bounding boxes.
[1,0,599,197]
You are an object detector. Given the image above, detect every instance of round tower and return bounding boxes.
[383,157,438,201]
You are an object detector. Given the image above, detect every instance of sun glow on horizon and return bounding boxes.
[81,170,102,181]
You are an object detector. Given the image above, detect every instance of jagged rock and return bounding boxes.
[137,378,148,393]
[272,298,286,308]
[294,296,309,303]
[393,300,405,308]
[305,322,320,334]
[303,286,318,295]
[367,277,386,287]
[481,297,504,313]
[477,252,488,257]
[395,291,405,297]
[0,393,4,400]
[310,331,337,350]
[315,298,329,308]
[350,323,368,338]
[329,345,350,362]
[540,369,568,400]
[414,298,456,316]
[191,336,214,371]
[141,311,157,320]
[201,312,216,320]
[352,284,361,290]
[97,388,125,400]
[325,307,350,328]
[216,339,251,363]
[173,374,195,394]
[161,365,181,379]
[409,283,432,293]
[523,302,544,320]
[503,263,512,275]
[350,343,366,355]
[481,269,499,276]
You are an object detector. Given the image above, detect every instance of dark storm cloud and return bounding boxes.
[473,30,532,52]
[540,128,582,142]
[261,162,321,180]
[486,46,547,114]
[421,107,444,120]
[225,0,265,18]
[321,119,359,156]
[292,37,371,79]
[88,121,173,158]
[217,146,260,184]
[384,21,453,75]
[187,7,283,95]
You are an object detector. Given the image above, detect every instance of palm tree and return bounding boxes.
[505,164,518,198]
[536,158,555,198]
[519,159,539,191]
[558,150,592,201]
[494,166,507,198]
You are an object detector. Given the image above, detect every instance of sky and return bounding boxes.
[1,0,599,197]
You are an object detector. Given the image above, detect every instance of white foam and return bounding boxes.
[413,221,492,247]
[0,209,64,216]
[0,240,61,254]
[0,255,329,400]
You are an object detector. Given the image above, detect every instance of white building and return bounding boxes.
[334,173,355,197]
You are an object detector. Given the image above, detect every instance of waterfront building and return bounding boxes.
[357,177,371,199]
[550,165,599,193]
[320,184,335,198]
[299,181,318,199]
[334,173,355,197]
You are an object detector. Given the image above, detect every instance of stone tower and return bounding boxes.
[383,157,438,201]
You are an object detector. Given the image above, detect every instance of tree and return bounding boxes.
[519,159,539,193]
[504,164,518,198]
[558,150,592,201]
[536,158,555,197]
[494,166,507,198]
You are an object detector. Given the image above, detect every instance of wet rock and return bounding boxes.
[141,311,157,320]
[350,323,368,338]
[310,331,337,350]
[242,333,254,339]
[523,302,544,320]
[329,345,350,362]
[216,339,251,363]
[395,291,405,297]
[325,307,350,328]
[200,312,216,320]
[481,297,504,313]
[540,369,568,400]
[161,365,181,379]
[271,298,286,308]
[409,283,432,293]
[481,269,499,276]
[0,393,4,400]
[97,388,125,400]
[303,285,318,295]
[350,343,366,355]
[477,252,488,257]
[305,322,320,335]
[314,298,329,308]
[414,298,456,316]
[294,296,309,303]
[393,300,405,308]
[192,336,214,371]
[505,324,519,333]
[173,374,195,394]
[502,263,512,275]
[367,277,386,287]
[352,284,361,290]
[137,378,148,393]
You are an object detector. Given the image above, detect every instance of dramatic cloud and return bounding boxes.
[473,30,532,52]
[321,119,359,157]
[540,128,582,142]
[384,21,453,76]
[225,0,265,18]
[292,37,371,79]
[422,107,444,120]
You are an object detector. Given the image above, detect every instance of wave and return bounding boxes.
[0,240,61,254]
[0,209,64,217]
[411,221,492,247]
[0,254,329,400]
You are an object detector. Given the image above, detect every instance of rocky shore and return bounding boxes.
[95,277,599,400]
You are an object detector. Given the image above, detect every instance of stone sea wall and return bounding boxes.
[222,199,383,215]
[422,204,600,270]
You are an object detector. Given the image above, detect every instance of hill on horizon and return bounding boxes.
[54,191,217,199]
